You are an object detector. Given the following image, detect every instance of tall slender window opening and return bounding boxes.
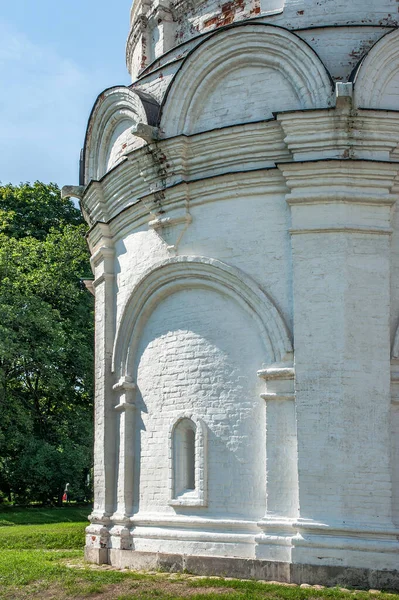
[169,414,207,507]
[174,418,196,497]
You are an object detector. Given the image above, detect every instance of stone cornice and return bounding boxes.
[81,113,399,236]
[109,169,287,241]
[81,118,290,223]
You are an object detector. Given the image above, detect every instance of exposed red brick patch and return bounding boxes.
[204,0,246,29]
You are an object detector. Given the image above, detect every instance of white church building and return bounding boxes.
[64,0,399,588]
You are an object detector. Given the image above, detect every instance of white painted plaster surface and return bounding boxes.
[79,0,399,576]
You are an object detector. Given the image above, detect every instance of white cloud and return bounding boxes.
[0,21,100,185]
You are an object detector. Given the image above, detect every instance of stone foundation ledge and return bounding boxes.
[85,548,399,591]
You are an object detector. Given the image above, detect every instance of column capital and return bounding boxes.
[258,363,295,401]
[88,223,115,282]
[277,109,399,163]
[113,376,137,411]
[278,159,399,205]
[257,366,295,381]
[278,160,399,235]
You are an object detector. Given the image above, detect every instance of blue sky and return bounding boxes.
[0,0,132,186]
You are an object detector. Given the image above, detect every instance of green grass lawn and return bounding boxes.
[0,506,399,600]
[0,505,89,526]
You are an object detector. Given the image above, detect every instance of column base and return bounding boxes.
[255,517,297,562]
[109,514,259,559]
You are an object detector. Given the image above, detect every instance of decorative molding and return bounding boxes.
[87,222,114,256]
[279,160,399,238]
[89,182,109,223]
[107,169,287,241]
[278,108,399,162]
[160,24,334,137]
[112,256,293,376]
[279,160,399,200]
[87,223,116,283]
[289,227,392,235]
[83,280,95,296]
[80,111,399,230]
[112,375,137,522]
[132,123,160,142]
[257,363,297,525]
[91,246,115,272]
[354,28,399,110]
[61,185,85,200]
[260,393,295,401]
[148,214,192,229]
[129,514,258,529]
[113,375,137,411]
[146,188,193,252]
[83,87,157,184]
[258,366,294,381]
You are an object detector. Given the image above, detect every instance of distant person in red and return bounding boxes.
[62,483,70,503]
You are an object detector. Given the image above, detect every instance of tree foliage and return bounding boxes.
[0,182,94,504]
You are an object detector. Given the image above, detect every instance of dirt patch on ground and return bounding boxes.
[3,573,238,600]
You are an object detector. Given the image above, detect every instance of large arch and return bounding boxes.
[160,24,334,137]
[354,29,399,110]
[112,256,292,378]
[82,86,160,183]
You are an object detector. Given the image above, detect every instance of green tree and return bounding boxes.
[0,182,94,504]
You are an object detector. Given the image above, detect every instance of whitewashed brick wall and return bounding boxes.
[135,288,266,517]
[79,0,399,575]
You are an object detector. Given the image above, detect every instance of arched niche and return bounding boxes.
[83,86,160,183]
[354,29,399,110]
[112,256,292,379]
[160,24,334,137]
[130,277,281,516]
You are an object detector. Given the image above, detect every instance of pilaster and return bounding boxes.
[86,223,116,563]
[111,375,137,549]
[255,362,298,562]
[279,159,399,569]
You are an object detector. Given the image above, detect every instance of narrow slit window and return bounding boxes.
[174,418,196,497]
[169,415,207,507]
